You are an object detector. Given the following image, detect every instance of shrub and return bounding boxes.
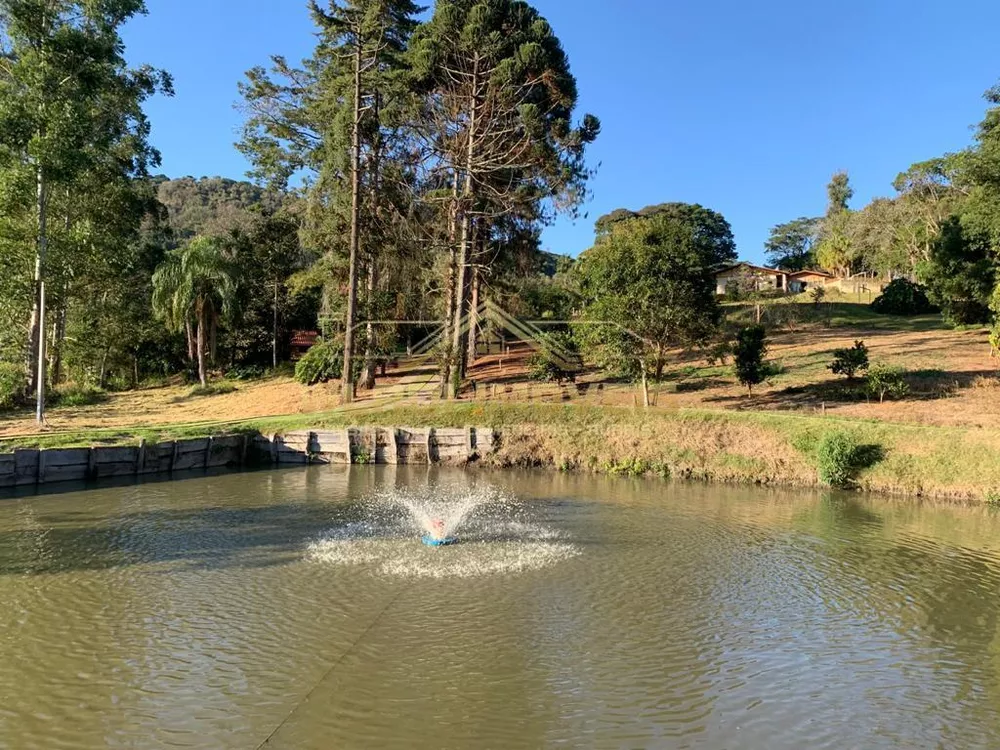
[865,364,909,403]
[816,432,869,488]
[51,383,108,407]
[870,278,935,316]
[809,286,826,306]
[705,338,733,366]
[527,330,581,383]
[226,364,268,381]
[294,338,345,386]
[187,382,237,398]
[0,362,23,410]
[829,340,869,380]
[734,325,768,394]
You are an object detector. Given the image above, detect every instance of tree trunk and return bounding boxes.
[341,40,364,404]
[209,309,218,366]
[466,263,480,367]
[450,215,472,398]
[449,60,480,399]
[361,257,378,390]
[196,303,207,387]
[439,173,460,399]
[641,368,650,408]
[186,318,196,362]
[50,285,68,388]
[272,278,279,370]
[362,90,384,392]
[98,347,110,390]
[35,281,46,423]
[30,165,49,423]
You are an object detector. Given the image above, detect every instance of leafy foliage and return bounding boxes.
[734,325,768,395]
[294,338,345,386]
[866,364,909,403]
[816,432,867,488]
[918,217,996,325]
[51,384,108,407]
[0,362,23,410]
[764,217,820,270]
[527,331,581,383]
[576,204,733,404]
[829,341,870,380]
[870,279,936,316]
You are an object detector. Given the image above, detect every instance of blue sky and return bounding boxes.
[123,0,1000,264]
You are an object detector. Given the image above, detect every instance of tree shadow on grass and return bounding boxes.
[706,369,1000,411]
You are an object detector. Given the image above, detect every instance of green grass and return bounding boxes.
[723,297,947,333]
[4,400,998,501]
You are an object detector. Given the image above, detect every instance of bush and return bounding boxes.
[51,383,108,407]
[816,432,877,488]
[705,339,733,366]
[870,278,935,316]
[734,325,768,394]
[226,364,268,381]
[0,362,23,411]
[294,338,345,386]
[527,330,581,383]
[809,286,826,306]
[829,340,869,380]
[187,382,237,398]
[865,364,909,403]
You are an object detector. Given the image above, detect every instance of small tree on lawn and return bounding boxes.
[829,340,870,380]
[575,205,736,407]
[866,364,909,403]
[734,325,768,395]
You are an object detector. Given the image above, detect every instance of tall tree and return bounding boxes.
[575,205,734,407]
[248,211,302,369]
[240,0,420,403]
[408,0,600,397]
[0,0,170,421]
[764,217,820,270]
[816,171,857,277]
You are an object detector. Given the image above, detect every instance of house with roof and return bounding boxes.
[714,262,834,296]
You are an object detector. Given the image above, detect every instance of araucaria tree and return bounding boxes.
[408,0,600,397]
[575,204,736,407]
[0,0,170,421]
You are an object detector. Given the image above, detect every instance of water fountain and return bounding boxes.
[306,483,579,578]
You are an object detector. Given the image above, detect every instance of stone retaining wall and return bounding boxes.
[0,427,497,489]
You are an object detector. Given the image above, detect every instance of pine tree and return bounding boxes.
[408,0,599,397]
[240,0,420,402]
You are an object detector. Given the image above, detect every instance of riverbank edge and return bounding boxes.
[2,403,999,503]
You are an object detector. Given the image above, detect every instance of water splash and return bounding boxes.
[306,484,579,578]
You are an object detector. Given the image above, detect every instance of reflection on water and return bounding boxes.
[3,467,1000,748]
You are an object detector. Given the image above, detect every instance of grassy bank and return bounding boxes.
[3,402,999,503]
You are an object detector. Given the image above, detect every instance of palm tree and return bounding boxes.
[152,236,237,387]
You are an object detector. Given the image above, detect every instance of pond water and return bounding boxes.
[2,466,1000,749]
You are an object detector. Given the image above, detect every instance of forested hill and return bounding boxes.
[153,176,279,242]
